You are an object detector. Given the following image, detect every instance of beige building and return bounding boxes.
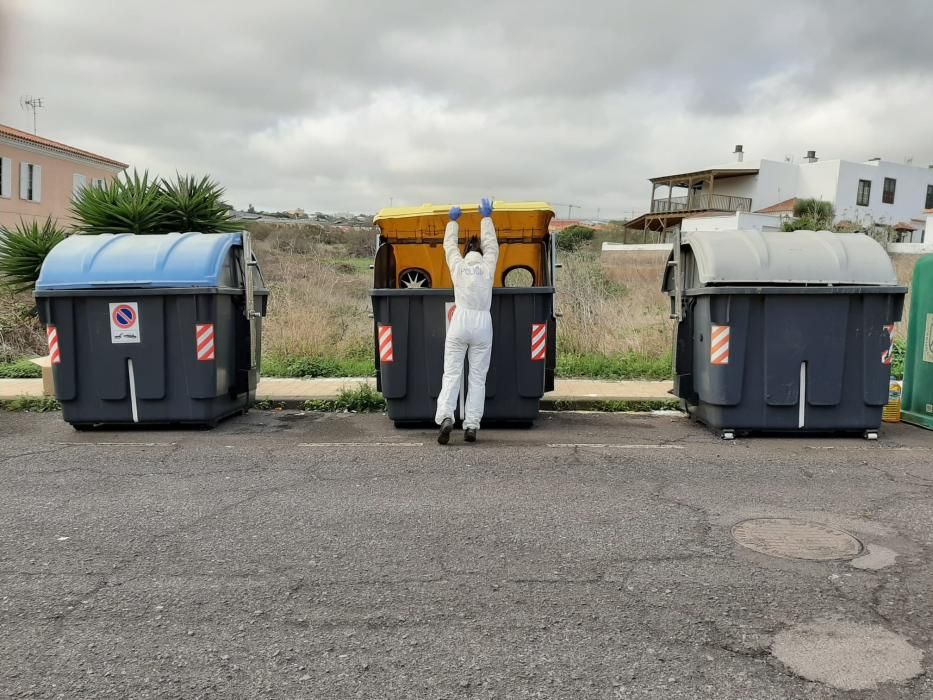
[0,123,127,229]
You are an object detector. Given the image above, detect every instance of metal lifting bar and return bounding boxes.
[669,228,683,322]
[242,231,259,370]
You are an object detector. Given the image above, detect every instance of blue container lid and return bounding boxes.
[36,232,242,290]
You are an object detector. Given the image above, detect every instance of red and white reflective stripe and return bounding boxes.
[531,323,547,361]
[196,324,215,361]
[882,323,895,365]
[378,324,394,363]
[710,324,730,365]
[47,325,61,365]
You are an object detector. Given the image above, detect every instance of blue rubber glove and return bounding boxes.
[449,206,462,221]
[479,198,494,218]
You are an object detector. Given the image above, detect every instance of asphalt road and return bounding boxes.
[1,410,932,699]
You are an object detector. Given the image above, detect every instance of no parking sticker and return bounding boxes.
[109,302,141,343]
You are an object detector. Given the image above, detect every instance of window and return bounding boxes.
[73,173,87,196]
[856,179,871,206]
[882,177,896,204]
[0,156,11,199]
[19,162,42,202]
[94,178,106,189]
[926,184,933,210]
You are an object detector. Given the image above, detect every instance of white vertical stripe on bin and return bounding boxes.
[798,362,807,429]
[128,358,139,424]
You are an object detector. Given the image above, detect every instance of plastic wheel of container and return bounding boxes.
[721,429,736,441]
[399,269,431,289]
[864,430,879,441]
[71,423,96,432]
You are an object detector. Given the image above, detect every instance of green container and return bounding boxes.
[902,254,933,430]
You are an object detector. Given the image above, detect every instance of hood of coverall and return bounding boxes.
[464,251,483,265]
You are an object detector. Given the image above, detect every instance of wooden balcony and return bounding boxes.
[650,193,752,214]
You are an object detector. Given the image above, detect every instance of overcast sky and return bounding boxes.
[1,0,931,218]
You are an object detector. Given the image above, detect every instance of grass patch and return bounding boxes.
[556,351,672,380]
[327,258,372,273]
[551,399,680,412]
[304,383,385,413]
[0,396,60,412]
[0,358,42,378]
[262,355,375,378]
[262,351,670,381]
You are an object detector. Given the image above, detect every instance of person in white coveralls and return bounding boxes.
[435,198,498,445]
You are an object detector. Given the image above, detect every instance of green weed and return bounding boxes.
[253,399,286,410]
[1,396,60,412]
[303,383,385,413]
[890,338,906,381]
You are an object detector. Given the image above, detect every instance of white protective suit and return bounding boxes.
[434,216,499,429]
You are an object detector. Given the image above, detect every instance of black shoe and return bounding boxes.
[437,418,453,445]
[464,428,477,443]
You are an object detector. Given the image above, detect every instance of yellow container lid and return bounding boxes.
[374,201,555,242]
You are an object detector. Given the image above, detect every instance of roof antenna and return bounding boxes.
[20,95,44,135]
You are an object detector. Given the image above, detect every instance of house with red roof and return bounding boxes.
[0,123,127,229]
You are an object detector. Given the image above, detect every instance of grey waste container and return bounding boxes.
[35,232,268,429]
[663,230,906,438]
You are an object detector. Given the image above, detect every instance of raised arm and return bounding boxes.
[478,198,498,273]
[443,207,463,271]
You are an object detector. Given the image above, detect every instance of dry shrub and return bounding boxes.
[254,240,925,364]
[557,251,670,356]
[244,221,376,258]
[0,292,45,362]
[256,242,675,364]
[255,237,372,360]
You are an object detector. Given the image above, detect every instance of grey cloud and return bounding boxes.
[1,0,931,217]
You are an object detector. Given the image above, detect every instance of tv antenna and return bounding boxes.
[553,202,581,219]
[20,96,44,134]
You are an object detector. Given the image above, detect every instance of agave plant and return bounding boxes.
[0,217,68,293]
[159,174,238,233]
[71,169,166,235]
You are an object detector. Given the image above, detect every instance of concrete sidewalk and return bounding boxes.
[0,376,675,406]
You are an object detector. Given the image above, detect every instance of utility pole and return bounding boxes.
[20,96,44,135]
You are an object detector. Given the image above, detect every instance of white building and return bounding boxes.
[627,146,933,242]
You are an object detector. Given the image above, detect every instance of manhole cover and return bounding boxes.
[732,518,863,561]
